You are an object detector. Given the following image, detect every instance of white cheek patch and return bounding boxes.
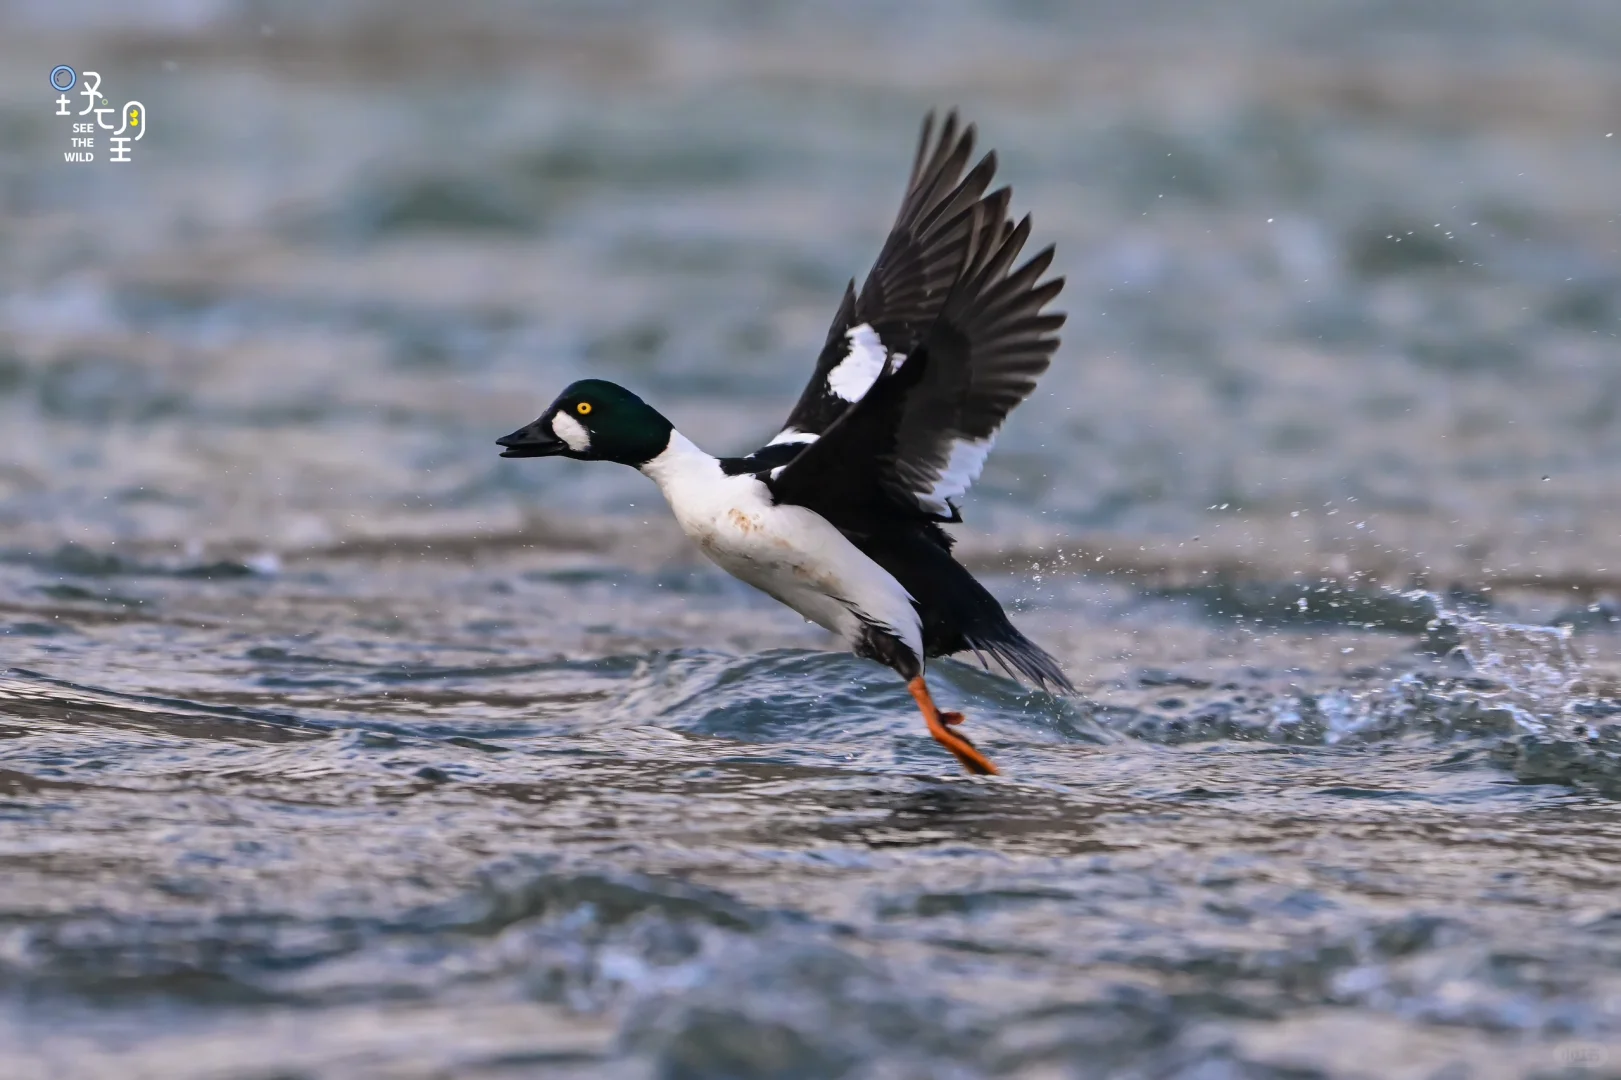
[551,411,591,452]
[826,323,888,402]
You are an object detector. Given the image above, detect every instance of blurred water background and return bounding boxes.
[2,1,1620,1077]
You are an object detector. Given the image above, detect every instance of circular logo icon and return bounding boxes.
[50,65,77,92]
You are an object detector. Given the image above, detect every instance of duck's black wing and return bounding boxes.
[768,202,1065,524]
[764,120,1070,692]
[767,112,1002,448]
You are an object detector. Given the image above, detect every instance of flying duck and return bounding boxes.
[497,112,1072,775]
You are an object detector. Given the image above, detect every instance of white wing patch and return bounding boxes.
[550,411,591,452]
[826,322,888,402]
[916,435,996,515]
[766,428,819,447]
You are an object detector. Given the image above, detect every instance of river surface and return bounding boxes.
[2,2,1621,1077]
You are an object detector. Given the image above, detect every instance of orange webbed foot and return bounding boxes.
[906,676,999,776]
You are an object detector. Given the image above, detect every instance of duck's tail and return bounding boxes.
[959,613,1076,696]
[861,527,1076,696]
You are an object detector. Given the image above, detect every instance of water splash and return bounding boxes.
[1410,589,1594,734]
[1404,589,1621,793]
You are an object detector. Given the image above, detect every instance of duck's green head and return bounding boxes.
[497,379,673,467]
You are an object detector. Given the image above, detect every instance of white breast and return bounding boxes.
[638,432,921,660]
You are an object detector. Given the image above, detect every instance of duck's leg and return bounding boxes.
[907,675,999,776]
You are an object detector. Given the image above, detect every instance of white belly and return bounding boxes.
[639,434,921,659]
[686,499,891,642]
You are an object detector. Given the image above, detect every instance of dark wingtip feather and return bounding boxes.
[912,111,936,185]
[1019,243,1057,282]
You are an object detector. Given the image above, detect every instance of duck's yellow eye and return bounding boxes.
[575,401,592,416]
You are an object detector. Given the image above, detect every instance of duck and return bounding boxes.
[497,112,1072,775]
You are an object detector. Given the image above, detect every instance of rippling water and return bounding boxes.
[2,2,1621,1077]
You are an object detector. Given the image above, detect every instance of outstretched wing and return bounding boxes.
[768,190,1065,522]
[767,112,1001,448]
